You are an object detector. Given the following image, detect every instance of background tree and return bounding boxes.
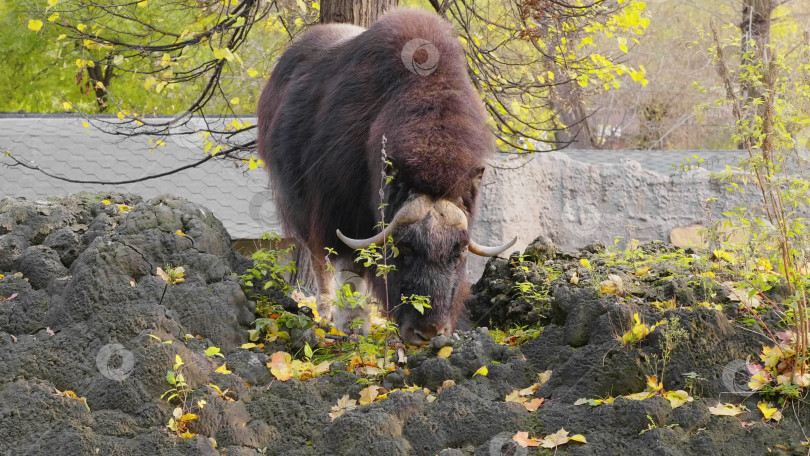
[5,0,653,184]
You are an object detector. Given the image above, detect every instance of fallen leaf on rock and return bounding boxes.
[54,388,91,412]
[599,274,624,295]
[205,346,223,357]
[664,390,693,409]
[214,364,232,375]
[540,428,586,448]
[358,385,380,405]
[709,402,746,417]
[268,352,293,381]
[512,431,540,448]
[473,366,488,377]
[537,370,552,385]
[757,401,782,422]
[524,398,544,411]
[437,346,453,358]
[329,394,357,421]
[505,390,523,403]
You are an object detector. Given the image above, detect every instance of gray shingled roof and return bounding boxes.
[0,114,771,240]
[0,114,278,239]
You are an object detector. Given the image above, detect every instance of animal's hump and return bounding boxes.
[358,8,467,76]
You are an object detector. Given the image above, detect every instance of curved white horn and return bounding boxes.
[336,226,392,250]
[468,237,517,257]
[336,195,434,250]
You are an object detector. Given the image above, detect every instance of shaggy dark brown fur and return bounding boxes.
[257,8,493,340]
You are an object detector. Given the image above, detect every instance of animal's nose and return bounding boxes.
[412,322,453,342]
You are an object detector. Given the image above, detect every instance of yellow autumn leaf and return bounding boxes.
[519,382,541,396]
[329,394,357,421]
[513,431,541,448]
[268,351,293,381]
[175,230,186,237]
[473,366,488,377]
[634,266,651,276]
[76,23,87,32]
[437,346,453,359]
[247,68,259,77]
[178,432,196,439]
[708,402,746,417]
[241,342,258,349]
[179,413,198,422]
[570,434,587,443]
[540,429,572,448]
[358,385,380,405]
[664,390,692,409]
[757,401,782,421]
[646,375,663,392]
[48,12,59,22]
[215,364,232,375]
[748,369,771,391]
[538,370,552,385]
[505,390,524,404]
[28,20,43,31]
[599,274,624,295]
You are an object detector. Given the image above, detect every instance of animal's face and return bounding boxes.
[387,216,469,344]
[336,194,516,345]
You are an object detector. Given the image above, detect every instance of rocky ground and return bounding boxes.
[0,194,807,455]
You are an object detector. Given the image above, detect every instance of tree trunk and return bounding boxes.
[739,0,774,148]
[551,71,595,149]
[320,0,398,28]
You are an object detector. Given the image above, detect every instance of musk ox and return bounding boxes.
[257,8,515,344]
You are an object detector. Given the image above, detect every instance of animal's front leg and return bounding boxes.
[311,254,336,324]
[332,270,371,336]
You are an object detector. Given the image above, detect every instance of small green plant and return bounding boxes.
[682,371,707,397]
[240,232,296,295]
[336,283,369,311]
[702,21,810,397]
[400,294,431,315]
[162,354,191,404]
[642,316,688,385]
[161,354,201,438]
[510,254,551,308]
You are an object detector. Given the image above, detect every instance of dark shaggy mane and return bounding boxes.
[257,8,493,262]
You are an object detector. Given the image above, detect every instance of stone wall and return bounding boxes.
[466,151,759,278]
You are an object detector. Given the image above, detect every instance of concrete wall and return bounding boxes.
[466,150,759,278]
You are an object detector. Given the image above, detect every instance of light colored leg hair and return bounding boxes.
[332,270,371,335]
[311,253,336,324]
